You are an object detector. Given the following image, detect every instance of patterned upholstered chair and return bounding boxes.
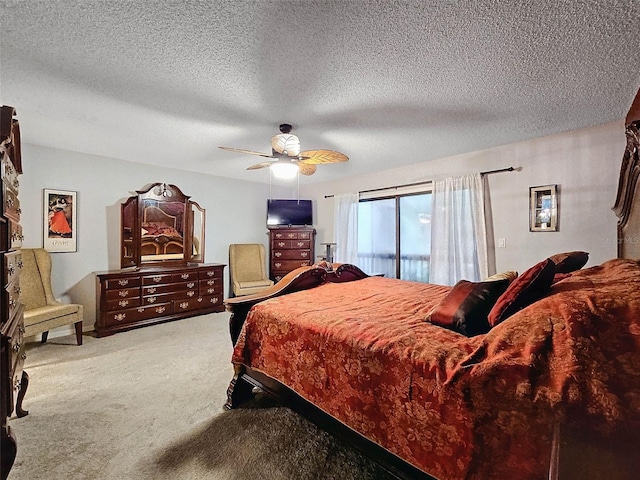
[228,244,274,297]
[20,248,83,345]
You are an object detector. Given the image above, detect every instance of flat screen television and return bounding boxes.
[267,199,313,227]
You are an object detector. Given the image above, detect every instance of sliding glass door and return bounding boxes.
[357,192,432,282]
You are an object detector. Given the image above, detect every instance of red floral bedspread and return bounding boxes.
[232,259,640,480]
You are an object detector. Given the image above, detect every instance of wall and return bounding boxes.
[19,144,287,335]
[301,121,624,275]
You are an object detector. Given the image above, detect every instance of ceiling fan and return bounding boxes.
[219,124,348,178]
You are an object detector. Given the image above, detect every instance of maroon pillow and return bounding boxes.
[426,279,510,336]
[548,251,589,273]
[488,258,556,326]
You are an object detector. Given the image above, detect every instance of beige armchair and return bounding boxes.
[20,248,83,345]
[229,244,274,297]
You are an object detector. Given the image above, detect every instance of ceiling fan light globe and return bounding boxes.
[271,162,299,179]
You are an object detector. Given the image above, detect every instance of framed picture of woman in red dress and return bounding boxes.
[43,188,77,252]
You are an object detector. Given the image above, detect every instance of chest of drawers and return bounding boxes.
[95,263,225,337]
[268,227,315,282]
[1,105,25,480]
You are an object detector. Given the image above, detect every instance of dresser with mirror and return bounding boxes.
[95,183,224,337]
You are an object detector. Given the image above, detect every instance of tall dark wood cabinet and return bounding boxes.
[1,106,26,480]
[268,227,316,282]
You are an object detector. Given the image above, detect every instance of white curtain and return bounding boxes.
[429,173,489,285]
[333,192,359,264]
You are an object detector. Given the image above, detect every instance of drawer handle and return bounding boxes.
[147,287,157,294]
[14,378,21,390]
[17,260,23,268]
[207,279,215,285]
[207,288,215,294]
[197,297,203,303]
[178,302,189,309]
[137,308,144,313]
[9,299,16,308]
[16,207,21,214]
[207,271,215,277]
[14,286,21,294]
[155,306,166,314]
[187,291,195,297]
[19,325,25,334]
[118,300,129,307]
[275,262,282,268]
[21,352,27,360]
[275,252,282,257]
[297,242,304,247]
[119,290,129,297]
[300,252,308,258]
[147,296,157,303]
[8,265,15,275]
[210,297,219,304]
[13,343,21,352]
[301,262,309,266]
[6,197,14,207]
[13,179,19,189]
[181,274,190,279]
[118,279,129,286]
[278,242,285,247]
[187,282,195,288]
[152,276,162,282]
[115,313,126,321]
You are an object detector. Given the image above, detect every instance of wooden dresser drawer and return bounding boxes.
[105,296,141,311]
[199,266,222,279]
[104,276,141,289]
[272,249,312,260]
[173,294,222,313]
[4,249,22,286]
[272,239,311,249]
[3,276,21,323]
[143,289,200,305]
[142,281,197,296]
[2,186,20,222]
[9,219,23,249]
[103,302,173,326]
[272,259,312,272]
[105,287,141,301]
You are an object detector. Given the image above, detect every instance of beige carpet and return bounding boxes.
[7,313,396,480]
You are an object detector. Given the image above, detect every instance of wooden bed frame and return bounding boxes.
[224,89,640,480]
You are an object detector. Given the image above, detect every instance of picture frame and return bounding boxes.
[529,184,558,232]
[43,188,77,252]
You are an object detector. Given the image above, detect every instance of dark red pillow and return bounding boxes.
[488,258,556,326]
[548,251,589,273]
[426,279,510,336]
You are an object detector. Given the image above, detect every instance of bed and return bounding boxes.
[224,91,640,480]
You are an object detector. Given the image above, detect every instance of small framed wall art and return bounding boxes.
[43,188,77,252]
[529,184,558,232]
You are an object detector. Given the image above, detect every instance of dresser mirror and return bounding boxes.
[120,183,205,268]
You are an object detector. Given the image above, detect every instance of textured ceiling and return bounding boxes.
[1,0,639,185]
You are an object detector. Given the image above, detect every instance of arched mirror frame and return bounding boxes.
[120,183,205,268]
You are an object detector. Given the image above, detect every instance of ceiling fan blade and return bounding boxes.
[297,163,317,176]
[246,161,274,170]
[219,146,274,159]
[298,149,349,165]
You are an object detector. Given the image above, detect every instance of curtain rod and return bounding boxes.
[324,166,516,198]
